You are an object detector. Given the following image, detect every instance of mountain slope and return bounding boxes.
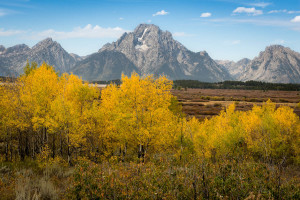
[217,58,251,79]
[0,44,30,76]
[239,45,300,83]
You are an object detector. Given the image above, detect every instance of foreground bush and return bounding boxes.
[66,159,299,199]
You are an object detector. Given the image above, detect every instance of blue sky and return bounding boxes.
[0,0,300,61]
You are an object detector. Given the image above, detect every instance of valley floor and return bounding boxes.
[172,88,300,121]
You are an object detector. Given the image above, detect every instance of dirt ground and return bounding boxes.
[172,88,300,121]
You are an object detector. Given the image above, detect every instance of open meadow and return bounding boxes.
[172,88,300,121]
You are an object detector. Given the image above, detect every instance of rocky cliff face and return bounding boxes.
[97,24,231,82]
[0,38,79,76]
[0,44,30,76]
[239,45,300,83]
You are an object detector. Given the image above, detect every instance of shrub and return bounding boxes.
[65,159,300,199]
[213,103,222,107]
[15,169,60,200]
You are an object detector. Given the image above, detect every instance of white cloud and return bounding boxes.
[147,20,152,23]
[173,32,195,37]
[0,28,24,36]
[248,2,271,8]
[233,7,263,16]
[288,11,300,14]
[0,8,14,17]
[268,10,300,14]
[200,12,212,18]
[200,17,300,33]
[272,39,285,44]
[291,16,300,23]
[268,9,287,14]
[119,17,124,20]
[153,10,169,16]
[31,24,129,40]
[224,40,241,45]
[0,11,7,16]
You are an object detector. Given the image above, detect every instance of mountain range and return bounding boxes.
[1,24,300,83]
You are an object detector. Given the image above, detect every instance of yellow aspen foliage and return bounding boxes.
[1,62,299,166]
[48,72,99,160]
[100,72,176,158]
[191,100,300,164]
[18,63,59,131]
[193,104,243,159]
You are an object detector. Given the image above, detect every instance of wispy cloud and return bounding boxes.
[0,8,19,17]
[173,32,195,37]
[0,28,24,36]
[224,40,241,45]
[153,10,169,16]
[291,16,300,23]
[288,11,300,14]
[233,7,263,16]
[268,10,300,14]
[212,0,271,8]
[268,9,287,14]
[29,24,129,40]
[0,10,7,16]
[248,2,271,8]
[272,39,285,44]
[200,12,212,17]
[119,17,124,20]
[0,0,34,8]
[199,17,300,33]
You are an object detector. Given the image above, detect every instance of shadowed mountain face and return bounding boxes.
[97,24,232,82]
[71,50,140,81]
[0,38,79,76]
[239,45,300,83]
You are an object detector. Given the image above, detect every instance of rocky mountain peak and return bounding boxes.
[200,51,208,57]
[265,44,285,51]
[0,38,78,75]
[261,45,293,59]
[239,45,300,83]
[96,24,231,81]
[238,58,251,64]
[134,24,160,34]
[32,37,58,50]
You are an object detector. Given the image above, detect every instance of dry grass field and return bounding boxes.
[172,88,300,121]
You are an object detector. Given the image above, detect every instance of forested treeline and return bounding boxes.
[91,79,300,91]
[0,62,299,199]
[173,80,300,91]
